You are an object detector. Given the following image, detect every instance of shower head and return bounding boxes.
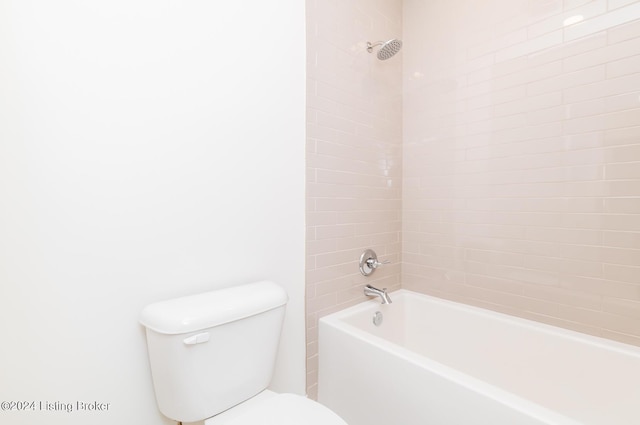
[367,39,403,60]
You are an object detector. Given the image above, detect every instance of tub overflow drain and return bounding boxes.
[373,311,383,327]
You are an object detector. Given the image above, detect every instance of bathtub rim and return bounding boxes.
[321,289,640,357]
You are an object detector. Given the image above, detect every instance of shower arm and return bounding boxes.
[367,41,384,52]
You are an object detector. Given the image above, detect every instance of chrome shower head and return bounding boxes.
[367,39,403,60]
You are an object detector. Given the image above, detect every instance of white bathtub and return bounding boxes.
[318,290,640,425]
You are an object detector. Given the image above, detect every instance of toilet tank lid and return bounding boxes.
[139,280,288,334]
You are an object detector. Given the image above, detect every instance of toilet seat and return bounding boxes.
[204,392,347,425]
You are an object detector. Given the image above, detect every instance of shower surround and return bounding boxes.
[402,0,640,347]
[305,0,403,398]
[306,0,640,397]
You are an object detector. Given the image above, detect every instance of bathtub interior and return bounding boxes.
[324,290,640,425]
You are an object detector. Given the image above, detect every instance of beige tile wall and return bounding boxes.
[305,0,403,398]
[403,0,640,346]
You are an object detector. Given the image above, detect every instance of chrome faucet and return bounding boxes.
[364,284,392,304]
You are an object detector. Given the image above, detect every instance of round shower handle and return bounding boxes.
[359,248,390,276]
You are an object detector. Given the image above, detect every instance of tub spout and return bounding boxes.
[364,284,392,304]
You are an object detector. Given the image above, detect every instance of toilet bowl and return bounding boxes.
[139,280,348,424]
[204,391,346,425]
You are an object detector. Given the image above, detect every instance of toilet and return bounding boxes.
[139,280,347,425]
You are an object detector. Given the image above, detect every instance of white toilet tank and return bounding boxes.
[139,280,288,423]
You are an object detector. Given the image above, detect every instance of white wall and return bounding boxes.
[0,1,306,424]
